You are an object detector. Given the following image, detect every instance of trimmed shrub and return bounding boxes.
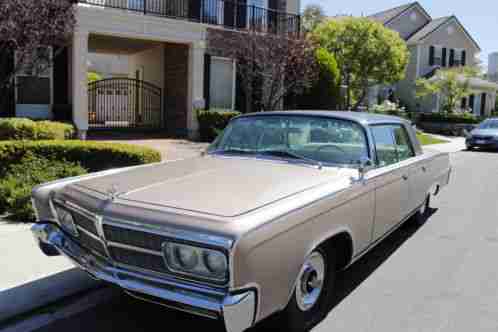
[0,140,161,221]
[0,140,162,176]
[295,48,341,110]
[0,154,87,221]
[197,109,241,142]
[418,112,481,124]
[0,118,75,140]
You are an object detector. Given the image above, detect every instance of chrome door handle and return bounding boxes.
[402,175,409,181]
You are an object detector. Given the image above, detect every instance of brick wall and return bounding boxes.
[164,43,189,136]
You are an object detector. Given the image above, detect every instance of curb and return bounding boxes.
[1,286,120,332]
[0,268,101,326]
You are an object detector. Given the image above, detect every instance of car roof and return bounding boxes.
[237,111,410,126]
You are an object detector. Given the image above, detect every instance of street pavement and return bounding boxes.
[30,149,498,332]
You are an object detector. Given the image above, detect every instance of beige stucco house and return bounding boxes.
[2,0,301,139]
[368,2,498,116]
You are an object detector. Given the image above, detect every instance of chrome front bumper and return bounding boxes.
[31,223,256,332]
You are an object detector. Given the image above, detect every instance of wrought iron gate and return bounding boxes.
[88,78,162,129]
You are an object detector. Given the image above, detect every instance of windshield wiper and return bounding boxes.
[259,150,323,169]
[209,148,257,155]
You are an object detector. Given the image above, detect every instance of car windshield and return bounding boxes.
[479,119,498,129]
[208,115,370,167]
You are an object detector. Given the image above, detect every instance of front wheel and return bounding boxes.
[278,247,336,332]
[412,195,430,226]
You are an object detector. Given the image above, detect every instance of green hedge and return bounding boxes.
[0,118,75,140]
[0,140,161,176]
[197,109,241,142]
[418,112,481,124]
[0,154,87,220]
[0,141,161,221]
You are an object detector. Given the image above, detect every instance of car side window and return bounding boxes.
[371,125,398,167]
[392,125,415,161]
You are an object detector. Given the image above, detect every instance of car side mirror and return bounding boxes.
[358,157,374,180]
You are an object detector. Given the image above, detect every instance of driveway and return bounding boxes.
[32,149,498,332]
[88,134,209,161]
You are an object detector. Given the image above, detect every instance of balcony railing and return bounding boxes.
[76,0,301,35]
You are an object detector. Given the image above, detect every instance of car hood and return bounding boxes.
[471,129,498,137]
[71,156,348,217]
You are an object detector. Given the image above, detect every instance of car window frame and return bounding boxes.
[369,123,416,168]
[210,114,373,166]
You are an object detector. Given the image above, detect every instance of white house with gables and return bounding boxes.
[369,2,498,115]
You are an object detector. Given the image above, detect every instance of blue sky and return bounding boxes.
[301,0,496,67]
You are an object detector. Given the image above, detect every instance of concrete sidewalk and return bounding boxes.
[423,135,466,154]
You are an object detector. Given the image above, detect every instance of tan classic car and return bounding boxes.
[31,111,451,332]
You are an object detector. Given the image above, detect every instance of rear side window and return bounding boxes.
[371,125,415,167]
[392,125,415,161]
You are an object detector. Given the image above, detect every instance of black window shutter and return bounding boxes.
[236,0,247,29]
[203,54,211,110]
[462,50,467,66]
[442,48,447,67]
[224,1,235,28]
[429,46,435,66]
[481,93,487,114]
[449,49,455,67]
[469,94,475,112]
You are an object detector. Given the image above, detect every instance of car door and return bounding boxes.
[391,124,419,217]
[369,125,410,240]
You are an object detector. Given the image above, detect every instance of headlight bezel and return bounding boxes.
[162,239,229,285]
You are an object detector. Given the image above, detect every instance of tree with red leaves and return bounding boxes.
[0,0,75,111]
[209,30,318,113]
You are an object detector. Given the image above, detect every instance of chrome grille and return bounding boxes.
[109,246,168,274]
[52,200,108,258]
[73,212,99,235]
[103,224,164,251]
[78,230,108,257]
[473,135,493,140]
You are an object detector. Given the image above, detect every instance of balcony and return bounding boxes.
[75,0,301,35]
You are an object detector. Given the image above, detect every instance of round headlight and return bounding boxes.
[174,245,199,270]
[203,251,227,275]
[55,207,78,237]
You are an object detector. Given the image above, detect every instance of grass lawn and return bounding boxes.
[417,133,449,145]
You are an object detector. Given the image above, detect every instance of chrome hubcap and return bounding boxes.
[295,251,325,312]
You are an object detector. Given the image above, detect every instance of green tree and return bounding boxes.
[302,4,326,34]
[416,66,478,113]
[296,48,341,110]
[313,17,409,110]
[87,71,102,83]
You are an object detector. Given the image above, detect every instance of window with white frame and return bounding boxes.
[15,48,52,106]
[433,46,443,66]
[209,57,235,110]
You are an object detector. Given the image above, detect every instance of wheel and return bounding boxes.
[278,247,337,332]
[412,195,430,226]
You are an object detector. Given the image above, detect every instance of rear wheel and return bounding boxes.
[278,247,337,332]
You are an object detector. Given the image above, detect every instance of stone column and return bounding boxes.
[187,41,206,140]
[72,31,89,140]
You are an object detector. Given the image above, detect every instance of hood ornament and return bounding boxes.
[107,184,120,201]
